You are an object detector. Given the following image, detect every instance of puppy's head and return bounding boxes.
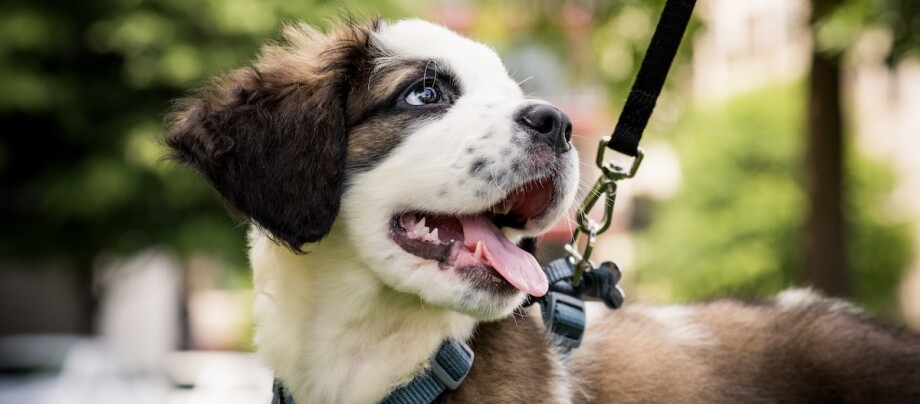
[168,19,579,319]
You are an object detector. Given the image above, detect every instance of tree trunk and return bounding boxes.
[803,0,848,297]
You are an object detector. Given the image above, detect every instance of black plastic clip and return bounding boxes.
[534,257,626,351]
[582,261,625,309]
[541,291,586,349]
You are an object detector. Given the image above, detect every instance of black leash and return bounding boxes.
[608,0,697,157]
[564,0,696,290]
[540,0,696,353]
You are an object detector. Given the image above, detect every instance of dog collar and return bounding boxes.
[271,339,474,404]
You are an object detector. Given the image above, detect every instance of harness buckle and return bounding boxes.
[429,340,474,390]
[541,291,586,349]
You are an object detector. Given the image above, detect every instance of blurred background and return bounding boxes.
[1,0,919,402]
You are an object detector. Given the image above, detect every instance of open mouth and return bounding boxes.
[390,177,555,297]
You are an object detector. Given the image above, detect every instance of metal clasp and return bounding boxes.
[565,137,644,286]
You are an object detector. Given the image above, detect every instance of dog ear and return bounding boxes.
[166,22,378,252]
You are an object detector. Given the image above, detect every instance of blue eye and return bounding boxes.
[405,85,442,106]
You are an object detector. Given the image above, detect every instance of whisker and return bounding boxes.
[517,76,534,86]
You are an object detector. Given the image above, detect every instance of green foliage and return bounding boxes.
[590,0,699,99]
[883,0,920,61]
[635,83,913,316]
[0,0,413,268]
[846,148,914,313]
[816,0,920,62]
[471,0,695,100]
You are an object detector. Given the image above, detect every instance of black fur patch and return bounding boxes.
[470,158,489,175]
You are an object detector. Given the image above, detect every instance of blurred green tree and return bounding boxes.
[569,0,914,315]
[635,83,912,316]
[0,0,410,332]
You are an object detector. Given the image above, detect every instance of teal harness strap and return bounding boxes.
[272,340,474,404]
[382,340,474,404]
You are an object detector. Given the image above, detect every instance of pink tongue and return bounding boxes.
[458,216,548,297]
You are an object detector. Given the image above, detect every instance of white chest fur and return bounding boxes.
[248,230,477,403]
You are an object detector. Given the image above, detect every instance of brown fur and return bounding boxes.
[568,296,920,403]
[438,294,920,403]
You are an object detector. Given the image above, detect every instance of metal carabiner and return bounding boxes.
[565,137,645,286]
[566,228,597,287]
[576,177,618,236]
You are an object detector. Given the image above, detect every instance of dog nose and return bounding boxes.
[516,104,573,154]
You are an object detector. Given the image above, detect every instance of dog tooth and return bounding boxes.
[473,241,483,260]
[429,228,439,242]
[415,217,430,236]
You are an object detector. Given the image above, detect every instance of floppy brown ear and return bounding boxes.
[166,21,378,252]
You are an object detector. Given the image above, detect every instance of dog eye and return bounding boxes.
[405,84,442,106]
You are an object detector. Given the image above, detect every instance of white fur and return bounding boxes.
[645,305,719,347]
[775,288,822,309]
[250,20,580,403]
[776,287,861,314]
[250,229,478,403]
[583,300,609,326]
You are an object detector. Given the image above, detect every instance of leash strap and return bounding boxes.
[608,0,697,157]
[566,0,696,287]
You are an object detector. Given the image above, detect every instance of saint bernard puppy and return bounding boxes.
[167,19,920,403]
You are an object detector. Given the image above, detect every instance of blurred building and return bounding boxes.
[693,0,811,101]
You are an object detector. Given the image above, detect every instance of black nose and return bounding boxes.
[516,104,572,154]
